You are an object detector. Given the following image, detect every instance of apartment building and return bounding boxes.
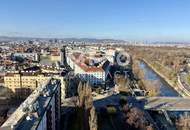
[1,78,61,130]
[4,71,65,100]
[13,53,40,62]
[67,52,110,86]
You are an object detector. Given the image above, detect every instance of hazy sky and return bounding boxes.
[0,0,190,41]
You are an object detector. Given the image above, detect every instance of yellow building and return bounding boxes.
[4,72,65,99]
[48,54,61,62]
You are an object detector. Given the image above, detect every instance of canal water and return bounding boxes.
[139,61,179,97]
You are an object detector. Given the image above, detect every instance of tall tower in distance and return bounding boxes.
[61,46,67,66]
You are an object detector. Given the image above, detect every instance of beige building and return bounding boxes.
[4,72,65,100]
[48,54,61,62]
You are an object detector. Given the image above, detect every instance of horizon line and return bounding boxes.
[0,35,190,43]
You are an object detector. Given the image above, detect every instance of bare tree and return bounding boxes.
[76,81,97,130]
[126,107,154,130]
[89,106,97,130]
[176,112,190,130]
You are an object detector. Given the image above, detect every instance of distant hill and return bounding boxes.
[0,36,126,43]
[0,36,35,42]
[62,38,126,43]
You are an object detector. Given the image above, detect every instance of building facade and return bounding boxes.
[13,53,40,62]
[1,78,61,130]
[67,53,110,86]
[4,71,65,100]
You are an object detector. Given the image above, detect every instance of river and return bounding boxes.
[139,61,179,97]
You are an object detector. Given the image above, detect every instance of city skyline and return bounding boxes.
[1,0,190,42]
[1,1,190,128]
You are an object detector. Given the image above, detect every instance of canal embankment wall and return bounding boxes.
[140,59,187,97]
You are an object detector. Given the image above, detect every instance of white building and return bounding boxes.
[67,52,110,86]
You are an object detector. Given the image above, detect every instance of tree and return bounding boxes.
[125,107,154,130]
[76,82,97,130]
[119,96,127,107]
[176,112,190,130]
[89,106,97,130]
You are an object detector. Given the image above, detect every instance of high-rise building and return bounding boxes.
[0,78,61,130]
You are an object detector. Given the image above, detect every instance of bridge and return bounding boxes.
[136,96,190,111]
[62,95,190,112]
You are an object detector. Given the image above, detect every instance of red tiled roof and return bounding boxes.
[71,53,104,72]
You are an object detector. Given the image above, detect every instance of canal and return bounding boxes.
[139,61,179,97]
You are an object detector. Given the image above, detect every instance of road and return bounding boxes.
[178,72,190,96]
[137,96,190,111]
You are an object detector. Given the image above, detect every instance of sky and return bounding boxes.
[0,0,190,42]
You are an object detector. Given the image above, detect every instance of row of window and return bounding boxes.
[5,79,46,82]
[8,85,36,88]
